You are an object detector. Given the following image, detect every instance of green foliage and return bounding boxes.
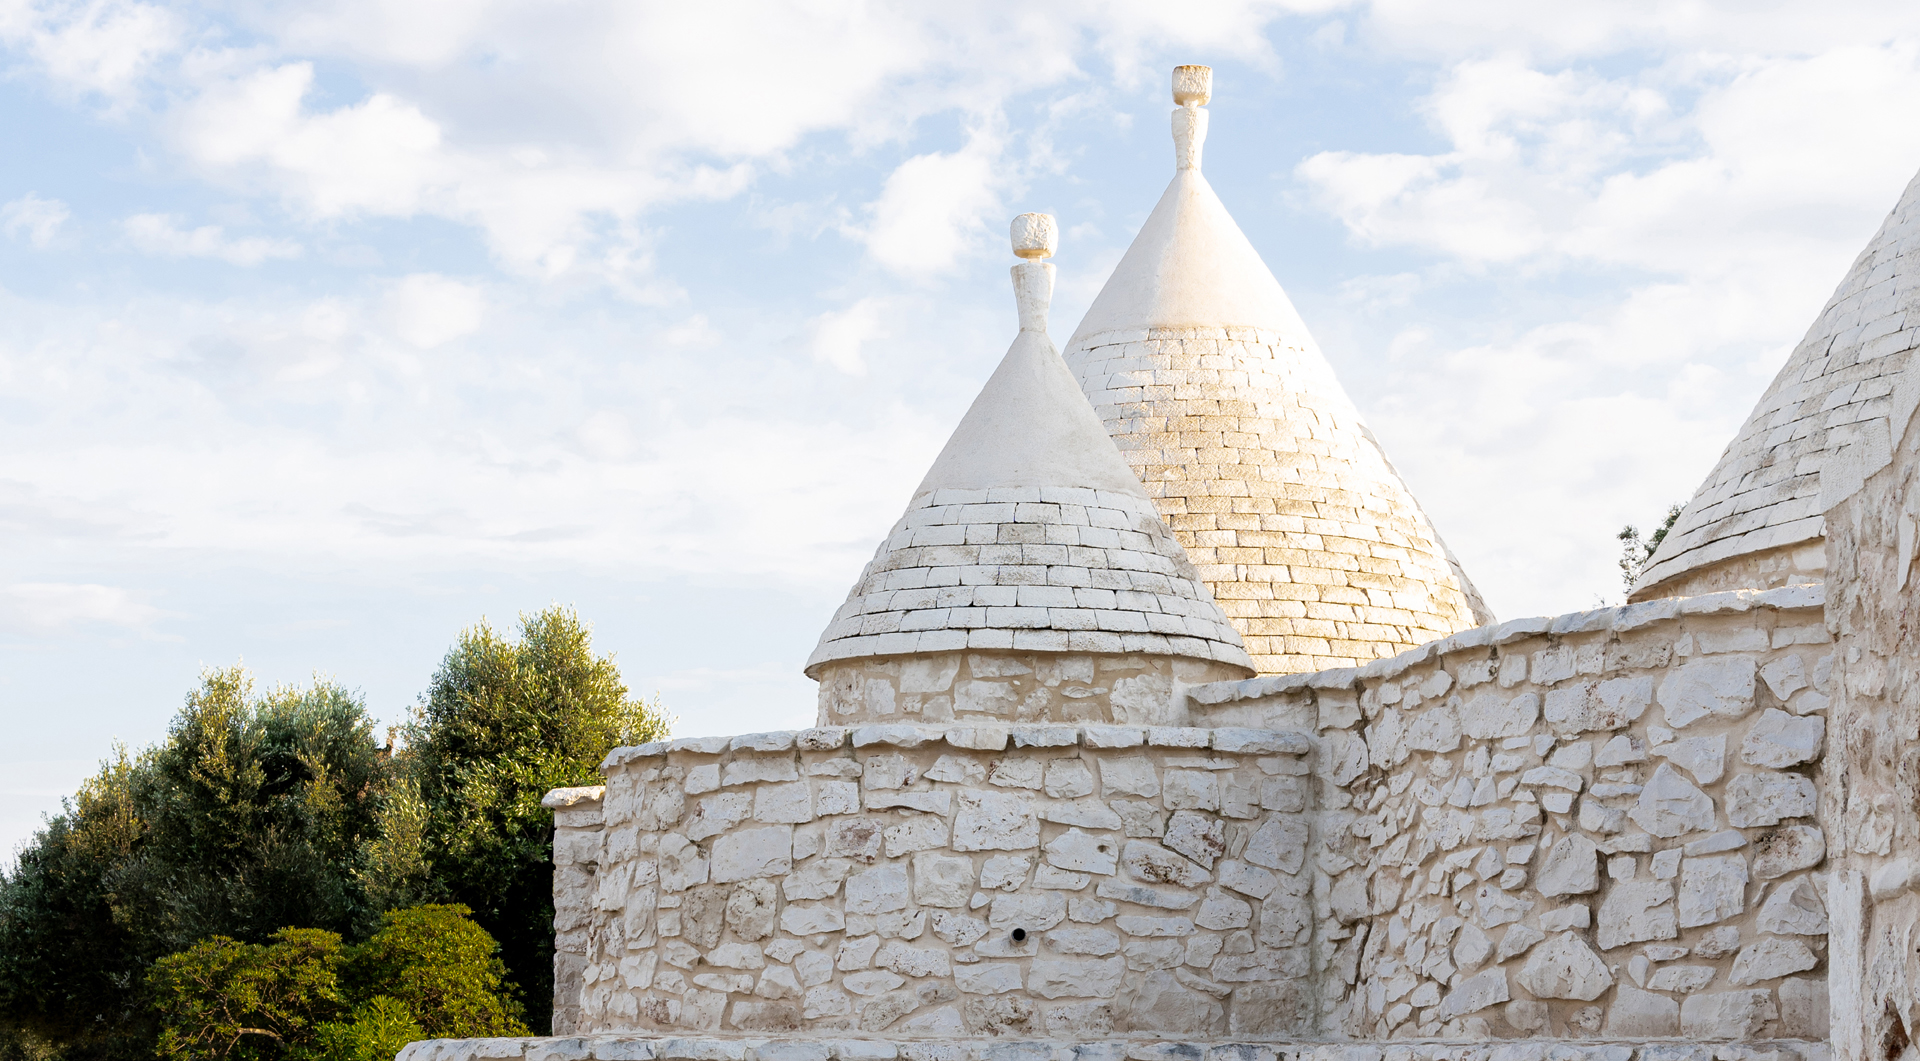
[1618,503,1684,597]
[0,605,663,1057]
[146,905,523,1061]
[340,905,524,1038]
[408,606,669,1032]
[305,998,420,1061]
[0,673,396,1059]
[148,929,346,1060]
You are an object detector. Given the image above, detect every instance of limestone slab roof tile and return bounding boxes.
[1636,166,1920,599]
[1061,65,1492,676]
[806,213,1253,678]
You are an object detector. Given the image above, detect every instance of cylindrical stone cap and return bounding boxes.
[1011,212,1057,259]
[1173,65,1212,106]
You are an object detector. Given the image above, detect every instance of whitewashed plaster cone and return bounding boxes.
[1062,64,1493,676]
[806,214,1253,722]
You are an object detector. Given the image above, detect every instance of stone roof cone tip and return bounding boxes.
[1632,164,1920,602]
[806,213,1255,713]
[1061,65,1495,676]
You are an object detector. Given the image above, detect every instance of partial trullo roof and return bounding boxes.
[1061,65,1494,677]
[1635,166,1920,599]
[806,213,1254,677]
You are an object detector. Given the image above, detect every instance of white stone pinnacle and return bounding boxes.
[1010,212,1056,335]
[1172,65,1209,172]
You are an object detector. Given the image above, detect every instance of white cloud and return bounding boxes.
[123,212,302,265]
[807,298,888,375]
[0,0,177,103]
[861,132,1007,277]
[1,193,70,247]
[0,582,175,635]
[384,273,484,348]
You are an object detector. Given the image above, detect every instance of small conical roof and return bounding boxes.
[806,214,1254,677]
[1063,66,1492,676]
[1635,166,1920,600]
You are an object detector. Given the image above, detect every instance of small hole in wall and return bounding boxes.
[1011,928,1028,942]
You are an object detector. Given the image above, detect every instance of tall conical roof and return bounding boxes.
[806,214,1254,677]
[1062,66,1493,676]
[1634,167,1920,601]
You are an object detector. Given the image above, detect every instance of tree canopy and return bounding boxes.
[0,605,666,1060]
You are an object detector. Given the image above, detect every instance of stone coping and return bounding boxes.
[601,725,1310,771]
[397,1037,1828,1061]
[1186,585,1826,707]
[544,786,608,809]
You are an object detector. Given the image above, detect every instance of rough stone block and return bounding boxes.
[1515,933,1613,1000]
[1629,764,1716,837]
[1029,957,1124,998]
[1045,828,1119,875]
[1655,734,1727,785]
[1678,854,1748,928]
[1461,691,1539,739]
[1658,657,1757,728]
[1725,771,1817,827]
[1740,709,1825,768]
[952,790,1040,851]
[1536,834,1600,896]
[1728,936,1818,985]
[1679,989,1778,1037]
[1598,880,1677,950]
[1752,825,1825,878]
[1604,984,1680,1036]
[846,865,910,914]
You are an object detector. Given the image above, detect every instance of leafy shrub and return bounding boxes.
[147,905,523,1061]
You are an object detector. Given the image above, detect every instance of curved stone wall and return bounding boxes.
[1627,542,1825,604]
[560,724,1314,1039]
[812,652,1247,727]
[1188,585,1832,1042]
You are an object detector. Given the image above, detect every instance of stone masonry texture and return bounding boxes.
[1817,355,1920,1058]
[511,585,1831,1059]
[1064,326,1491,676]
[811,651,1246,728]
[806,487,1252,678]
[1636,168,1920,601]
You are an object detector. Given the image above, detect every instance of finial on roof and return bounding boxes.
[1010,213,1056,333]
[1010,212,1057,259]
[1172,65,1212,106]
[1171,65,1210,171]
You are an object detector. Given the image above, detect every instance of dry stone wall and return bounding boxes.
[555,724,1317,1040]
[813,652,1244,727]
[499,587,1838,1061]
[1818,364,1920,1061]
[397,1035,1827,1061]
[1188,586,1832,1043]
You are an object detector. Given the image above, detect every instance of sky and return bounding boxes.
[7,0,1920,860]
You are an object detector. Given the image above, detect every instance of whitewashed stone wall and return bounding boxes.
[1818,363,1920,1061]
[1189,586,1832,1043]
[813,652,1245,727]
[558,724,1315,1039]
[397,1034,1828,1061]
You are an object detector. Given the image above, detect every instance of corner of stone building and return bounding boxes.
[545,785,608,1037]
[1816,362,1920,1061]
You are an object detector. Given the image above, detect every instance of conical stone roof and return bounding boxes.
[1062,66,1493,676]
[806,214,1253,679]
[1634,167,1920,601]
